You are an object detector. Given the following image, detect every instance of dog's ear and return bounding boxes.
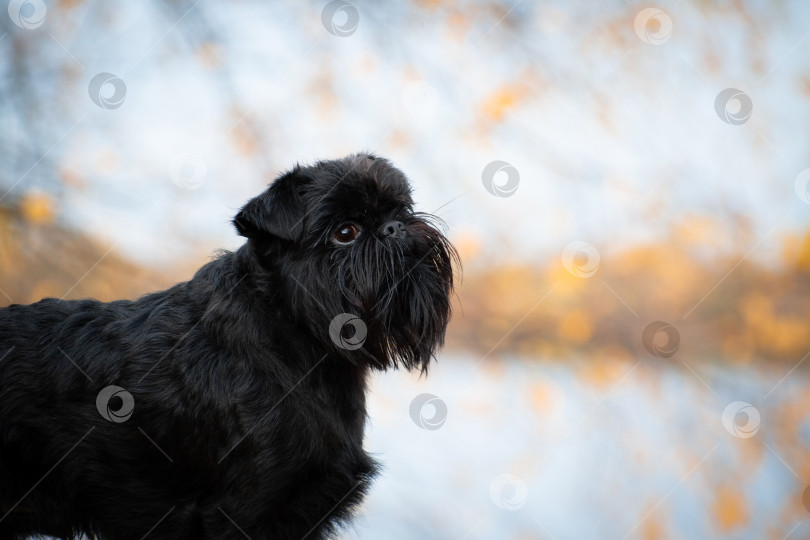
[234,170,308,243]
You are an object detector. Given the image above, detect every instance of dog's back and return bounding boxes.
[0,261,377,539]
[0,295,205,538]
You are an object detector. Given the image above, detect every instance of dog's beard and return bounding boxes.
[285,213,457,372]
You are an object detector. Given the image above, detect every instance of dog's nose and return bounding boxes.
[380,220,406,239]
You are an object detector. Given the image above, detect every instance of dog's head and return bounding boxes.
[234,153,458,372]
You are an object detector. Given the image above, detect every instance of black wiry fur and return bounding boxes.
[0,154,458,539]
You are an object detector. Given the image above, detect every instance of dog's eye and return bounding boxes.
[332,223,361,245]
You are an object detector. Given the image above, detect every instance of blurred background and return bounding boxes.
[2,0,810,538]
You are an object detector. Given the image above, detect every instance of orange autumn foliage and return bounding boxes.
[480,83,530,122]
[712,486,749,532]
[19,191,55,224]
[448,225,810,364]
[0,202,175,306]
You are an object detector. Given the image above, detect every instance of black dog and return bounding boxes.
[0,153,457,539]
